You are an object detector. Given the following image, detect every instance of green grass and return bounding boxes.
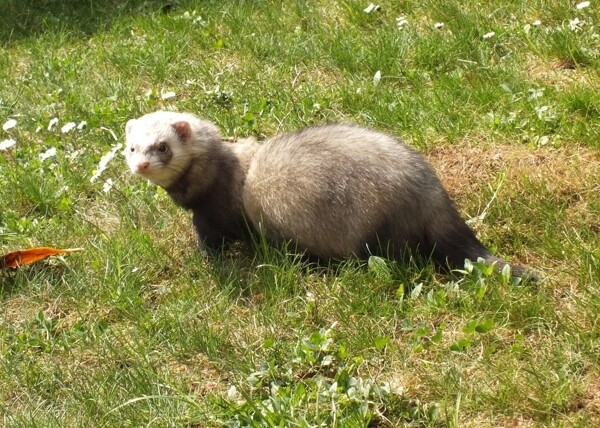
[1,0,599,426]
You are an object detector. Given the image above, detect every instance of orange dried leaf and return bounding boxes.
[0,247,83,270]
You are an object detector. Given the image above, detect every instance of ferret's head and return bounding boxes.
[125,111,221,189]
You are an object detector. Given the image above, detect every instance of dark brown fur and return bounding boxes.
[166,147,249,247]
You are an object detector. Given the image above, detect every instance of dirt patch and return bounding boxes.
[427,141,599,278]
[427,142,599,207]
[525,55,590,88]
[584,374,600,418]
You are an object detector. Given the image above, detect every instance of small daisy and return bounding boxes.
[90,143,123,182]
[102,178,114,193]
[161,91,177,100]
[363,3,380,13]
[576,2,590,10]
[0,139,16,151]
[61,122,77,133]
[569,17,583,31]
[48,117,59,131]
[482,31,495,39]
[434,22,444,29]
[396,15,408,28]
[2,118,17,131]
[39,147,57,161]
[192,16,206,25]
[373,70,382,85]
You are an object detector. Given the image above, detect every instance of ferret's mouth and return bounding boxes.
[131,167,159,183]
[133,167,149,176]
[131,166,172,188]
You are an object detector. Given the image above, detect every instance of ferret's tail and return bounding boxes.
[484,254,539,281]
[428,210,538,281]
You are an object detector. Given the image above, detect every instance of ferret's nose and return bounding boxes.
[136,161,150,171]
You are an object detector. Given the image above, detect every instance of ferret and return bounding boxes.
[125,111,537,279]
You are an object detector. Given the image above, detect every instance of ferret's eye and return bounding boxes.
[157,142,168,153]
[129,147,135,152]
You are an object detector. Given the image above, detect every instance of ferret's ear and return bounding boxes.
[172,121,192,142]
[125,119,136,136]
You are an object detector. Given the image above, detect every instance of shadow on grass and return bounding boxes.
[1,0,172,45]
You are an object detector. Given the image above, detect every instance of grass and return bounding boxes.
[1,0,599,426]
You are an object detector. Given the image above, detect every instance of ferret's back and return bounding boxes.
[242,124,441,258]
[248,124,430,181]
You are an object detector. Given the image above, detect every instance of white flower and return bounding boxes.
[533,20,542,26]
[48,117,59,131]
[192,16,206,25]
[0,139,16,150]
[161,91,177,100]
[363,3,380,13]
[482,31,495,39]
[2,118,17,131]
[373,70,381,85]
[576,2,590,10]
[569,17,584,31]
[102,178,114,193]
[61,122,77,133]
[39,147,57,161]
[434,22,444,29]
[396,15,408,28]
[181,10,205,25]
[77,121,87,130]
[90,143,123,182]
[67,149,82,161]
